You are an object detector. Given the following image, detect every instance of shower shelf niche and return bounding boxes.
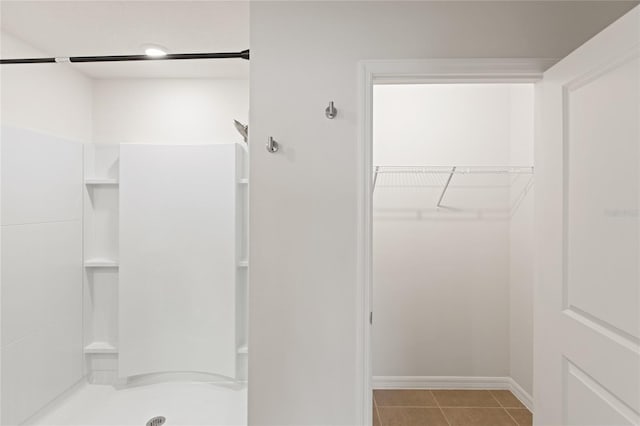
[84,342,118,354]
[84,258,119,268]
[83,144,120,385]
[85,178,119,185]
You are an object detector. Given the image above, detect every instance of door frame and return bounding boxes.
[355,58,556,425]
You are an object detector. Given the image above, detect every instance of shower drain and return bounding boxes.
[146,416,166,426]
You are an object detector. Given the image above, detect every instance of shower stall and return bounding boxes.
[0,2,250,424]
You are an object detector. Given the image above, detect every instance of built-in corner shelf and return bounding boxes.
[84,342,118,354]
[85,178,119,185]
[237,178,249,184]
[83,145,121,385]
[237,260,249,268]
[84,258,119,268]
[237,345,248,355]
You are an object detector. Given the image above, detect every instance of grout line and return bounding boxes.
[433,391,452,426]
[488,390,504,407]
[432,389,442,407]
[377,405,504,409]
[438,407,452,426]
[376,401,438,408]
[434,405,506,409]
[503,407,521,426]
[436,406,509,409]
[372,391,381,426]
[374,400,382,426]
[378,405,510,410]
[378,404,504,410]
[490,390,527,409]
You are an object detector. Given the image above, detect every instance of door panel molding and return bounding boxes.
[564,359,638,425]
[537,6,640,424]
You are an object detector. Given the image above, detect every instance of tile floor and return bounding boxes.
[373,389,532,426]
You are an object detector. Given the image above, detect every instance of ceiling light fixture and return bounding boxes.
[144,45,167,58]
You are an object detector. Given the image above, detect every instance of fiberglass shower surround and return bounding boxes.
[0,43,250,426]
[1,130,250,425]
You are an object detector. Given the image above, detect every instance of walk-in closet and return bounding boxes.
[371,83,535,424]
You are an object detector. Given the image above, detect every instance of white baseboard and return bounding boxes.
[373,375,511,390]
[507,377,534,412]
[373,375,533,412]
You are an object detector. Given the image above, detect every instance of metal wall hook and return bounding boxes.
[325,101,337,119]
[266,136,279,153]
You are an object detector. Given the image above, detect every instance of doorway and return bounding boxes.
[355,59,550,426]
[371,82,535,425]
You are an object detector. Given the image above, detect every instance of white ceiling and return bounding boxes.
[0,1,249,79]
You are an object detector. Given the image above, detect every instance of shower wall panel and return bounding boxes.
[1,127,83,425]
[118,144,237,379]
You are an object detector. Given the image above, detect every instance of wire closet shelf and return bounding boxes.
[372,165,534,207]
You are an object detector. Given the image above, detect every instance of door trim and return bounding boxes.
[355,58,556,425]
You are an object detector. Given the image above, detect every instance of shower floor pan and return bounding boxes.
[27,381,246,426]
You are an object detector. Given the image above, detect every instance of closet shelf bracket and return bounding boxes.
[437,166,456,208]
[372,165,380,192]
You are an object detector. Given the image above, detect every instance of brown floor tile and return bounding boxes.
[374,390,437,407]
[490,390,525,408]
[441,408,517,426]
[378,407,449,426]
[506,409,532,426]
[373,405,381,426]
[432,390,501,407]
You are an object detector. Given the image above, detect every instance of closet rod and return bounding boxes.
[0,49,249,65]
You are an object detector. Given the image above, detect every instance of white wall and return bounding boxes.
[249,2,635,424]
[92,79,248,144]
[0,31,92,142]
[372,84,525,380]
[374,84,510,166]
[0,32,90,425]
[508,86,535,397]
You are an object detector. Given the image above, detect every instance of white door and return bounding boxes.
[535,6,639,426]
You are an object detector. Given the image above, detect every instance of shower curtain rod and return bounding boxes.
[0,49,249,64]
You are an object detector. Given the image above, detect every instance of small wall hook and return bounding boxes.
[266,136,279,153]
[325,101,337,119]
